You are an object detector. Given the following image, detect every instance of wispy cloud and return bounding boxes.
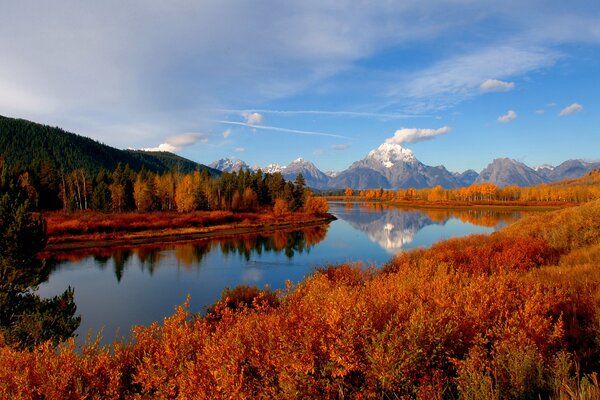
[141,132,209,153]
[234,147,245,153]
[480,79,515,92]
[397,45,559,110]
[215,120,348,139]
[385,126,450,145]
[535,109,545,115]
[223,128,232,138]
[559,103,583,117]
[331,143,351,150]
[497,110,517,123]
[313,148,325,156]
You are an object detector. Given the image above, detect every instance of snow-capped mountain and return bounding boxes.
[329,142,463,189]
[209,158,254,173]
[533,164,555,172]
[262,163,286,174]
[366,142,417,168]
[210,152,599,190]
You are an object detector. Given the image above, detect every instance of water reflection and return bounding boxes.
[332,202,525,252]
[38,204,531,346]
[48,225,329,281]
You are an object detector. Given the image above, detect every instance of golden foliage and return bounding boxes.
[3,201,600,398]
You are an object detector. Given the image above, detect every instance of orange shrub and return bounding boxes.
[303,196,329,215]
[2,200,600,398]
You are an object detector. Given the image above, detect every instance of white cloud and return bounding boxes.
[223,128,232,138]
[385,126,450,145]
[141,132,208,153]
[234,147,245,153]
[535,109,545,115]
[480,79,515,92]
[241,112,265,126]
[141,143,179,152]
[559,103,583,117]
[331,143,351,150]
[313,148,325,156]
[497,110,517,123]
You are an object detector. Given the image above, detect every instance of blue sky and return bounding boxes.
[1,1,598,172]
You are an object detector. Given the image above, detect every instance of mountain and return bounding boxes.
[0,115,219,175]
[536,159,600,182]
[280,158,330,189]
[454,169,479,187]
[329,142,462,190]
[475,158,547,187]
[209,158,254,173]
[263,163,286,174]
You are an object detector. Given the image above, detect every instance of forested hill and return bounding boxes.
[0,115,219,175]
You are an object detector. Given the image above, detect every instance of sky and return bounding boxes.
[1,1,599,173]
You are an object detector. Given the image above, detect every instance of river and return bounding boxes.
[38,202,528,345]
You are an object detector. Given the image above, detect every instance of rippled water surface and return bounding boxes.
[38,203,527,344]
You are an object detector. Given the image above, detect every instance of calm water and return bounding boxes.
[38,203,526,344]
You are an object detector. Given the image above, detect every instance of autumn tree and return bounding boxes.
[175,174,199,212]
[133,170,157,212]
[304,195,329,215]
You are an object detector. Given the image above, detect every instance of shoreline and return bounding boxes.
[42,212,336,253]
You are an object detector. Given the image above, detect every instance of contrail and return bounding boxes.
[213,108,424,119]
[214,120,349,139]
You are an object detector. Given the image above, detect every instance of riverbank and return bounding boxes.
[325,196,574,211]
[42,210,336,252]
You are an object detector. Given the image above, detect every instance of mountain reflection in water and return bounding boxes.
[332,202,525,253]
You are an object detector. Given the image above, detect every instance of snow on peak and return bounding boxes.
[368,142,416,168]
[263,163,286,174]
[533,164,555,171]
[292,157,305,163]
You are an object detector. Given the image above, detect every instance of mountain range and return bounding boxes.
[1,115,596,189]
[210,143,600,190]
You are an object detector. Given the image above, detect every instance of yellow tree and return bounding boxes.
[175,174,199,212]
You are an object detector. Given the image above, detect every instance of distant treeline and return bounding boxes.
[1,157,326,214]
[349,170,600,203]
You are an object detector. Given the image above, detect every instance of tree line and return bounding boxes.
[1,156,328,214]
[349,171,600,203]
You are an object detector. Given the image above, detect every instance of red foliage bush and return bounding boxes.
[2,201,600,398]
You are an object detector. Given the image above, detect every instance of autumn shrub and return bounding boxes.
[206,285,280,322]
[384,233,556,275]
[2,200,600,398]
[273,198,288,217]
[303,195,329,215]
